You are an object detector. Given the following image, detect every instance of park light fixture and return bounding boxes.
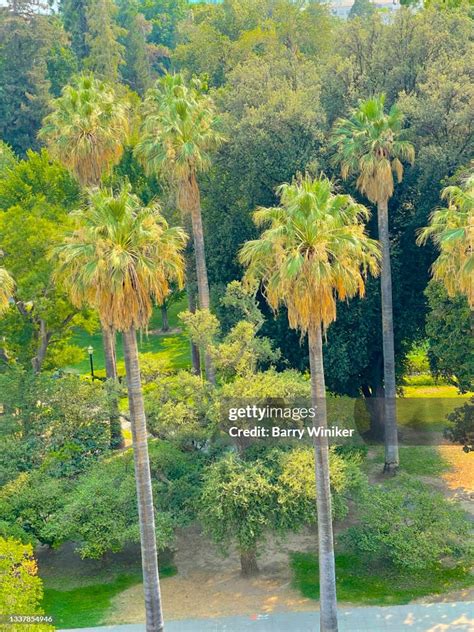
[87,345,95,380]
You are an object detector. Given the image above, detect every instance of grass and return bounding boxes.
[42,573,142,629]
[291,552,473,606]
[67,298,191,376]
[40,547,177,629]
[365,445,450,477]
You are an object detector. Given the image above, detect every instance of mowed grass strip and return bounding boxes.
[291,552,473,606]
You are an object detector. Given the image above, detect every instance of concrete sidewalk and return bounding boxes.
[60,601,474,631]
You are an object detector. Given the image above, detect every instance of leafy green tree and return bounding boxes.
[85,0,126,83]
[46,42,79,97]
[138,0,188,50]
[47,453,174,559]
[136,73,225,383]
[424,282,473,393]
[418,173,473,308]
[0,537,53,632]
[200,453,276,576]
[55,186,187,632]
[0,150,90,372]
[240,174,379,632]
[145,370,218,447]
[349,0,376,18]
[59,0,89,60]
[332,94,415,472]
[346,475,473,570]
[0,472,69,546]
[200,448,364,577]
[0,8,52,154]
[0,370,111,485]
[117,0,154,95]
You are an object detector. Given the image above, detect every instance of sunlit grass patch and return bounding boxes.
[291,552,473,605]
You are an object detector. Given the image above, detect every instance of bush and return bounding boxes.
[444,398,474,452]
[346,475,472,571]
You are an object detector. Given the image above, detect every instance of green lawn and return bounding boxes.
[291,552,473,606]
[39,544,176,629]
[67,297,191,376]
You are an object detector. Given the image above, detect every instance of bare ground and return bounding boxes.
[107,526,320,624]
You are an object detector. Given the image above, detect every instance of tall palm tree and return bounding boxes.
[55,186,187,632]
[0,266,14,315]
[39,73,130,385]
[331,94,414,472]
[417,172,473,308]
[239,175,380,632]
[135,73,224,383]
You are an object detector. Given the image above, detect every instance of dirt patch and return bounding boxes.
[439,445,474,493]
[107,526,320,624]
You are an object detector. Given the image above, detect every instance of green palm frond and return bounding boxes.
[135,73,225,197]
[417,172,473,307]
[331,94,414,203]
[39,74,130,187]
[55,187,188,330]
[239,174,380,333]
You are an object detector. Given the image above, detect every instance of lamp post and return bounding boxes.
[87,345,95,380]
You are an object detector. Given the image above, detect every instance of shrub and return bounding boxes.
[346,475,472,571]
[444,398,474,452]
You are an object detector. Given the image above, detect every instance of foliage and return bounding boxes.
[200,447,364,562]
[346,475,473,570]
[0,370,111,485]
[424,281,473,392]
[47,441,202,558]
[199,452,276,559]
[145,370,219,446]
[135,72,225,213]
[39,73,130,187]
[0,9,53,155]
[444,398,474,452]
[417,172,473,307]
[55,186,187,331]
[332,94,414,204]
[0,537,53,632]
[0,150,92,370]
[240,174,380,332]
[85,0,126,83]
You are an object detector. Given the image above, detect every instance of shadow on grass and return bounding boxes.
[42,566,176,629]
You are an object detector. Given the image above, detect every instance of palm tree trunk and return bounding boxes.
[160,303,169,332]
[102,325,117,380]
[185,172,216,384]
[186,282,201,375]
[102,324,122,448]
[182,218,201,375]
[308,321,338,632]
[377,199,399,472]
[123,327,164,632]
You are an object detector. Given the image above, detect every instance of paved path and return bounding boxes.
[61,602,473,631]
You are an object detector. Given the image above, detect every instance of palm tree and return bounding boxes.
[0,266,14,315]
[55,186,187,632]
[331,94,414,472]
[39,73,129,189]
[239,174,380,632]
[417,172,473,308]
[39,73,130,432]
[135,73,224,383]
